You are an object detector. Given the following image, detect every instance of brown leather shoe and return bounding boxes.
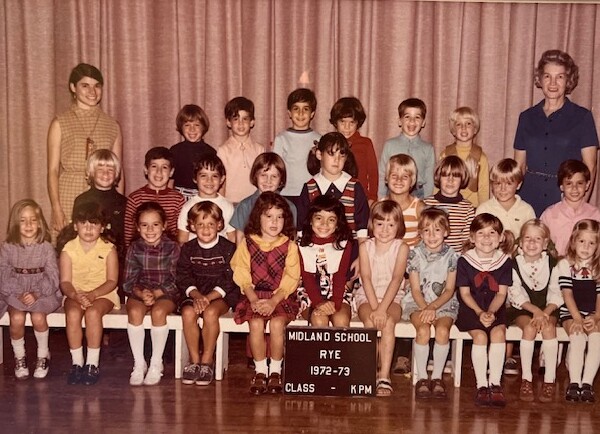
[415,379,431,399]
[488,384,506,407]
[431,378,447,399]
[519,379,534,402]
[538,382,555,403]
[267,372,283,394]
[250,373,267,395]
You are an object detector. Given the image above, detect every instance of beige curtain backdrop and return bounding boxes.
[1,0,599,237]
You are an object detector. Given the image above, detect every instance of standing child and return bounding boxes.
[330,97,378,204]
[232,192,300,394]
[507,219,561,402]
[424,156,475,252]
[0,199,61,379]
[217,96,266,204]
[378,98,435,199]
[440,107,489,207]
[124,202,180,386]
[456,213,514,406]
[356,200,409,396]
[402,208,459,399]
[59,202,120,385]
[273,88,321,207]
[297,195,355,327]
[169,104,217,200]
[178,202,239,386]
[557,219,600,403]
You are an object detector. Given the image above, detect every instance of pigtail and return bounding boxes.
[306,141,320,176]
[499,230,515,255]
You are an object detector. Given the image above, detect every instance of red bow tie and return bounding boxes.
[474,271,499,292]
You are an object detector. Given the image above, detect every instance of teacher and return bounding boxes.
[513,50,598,216]
[47,63,123,232]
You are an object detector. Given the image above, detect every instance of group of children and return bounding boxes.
[1,88,600,409]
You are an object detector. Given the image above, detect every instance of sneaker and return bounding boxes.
[580,383,596,403]
[14,357,29,380]
[539,382,555,403]
[143,364,163,386]
[33,357,50,379]
[81,364,100,386]
[503,358,519,375]
[129,362,148,386]
[393,356,411,375]
[565,383,580,402]
[488,384,506,407]
[196,364,214,386]
[519,379,534,402]
[182,363,201,385]
[475,387,490,406]
[67,364,83,385]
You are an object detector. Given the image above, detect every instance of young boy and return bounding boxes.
[124,147,185,247]
[217,97,266,204]
[177,201,239,386]
[541,159,600,256]
[177,154,235,243]
[169,104,217,200]
[378,98,435,200]
[476,158,536,237]
[273,88,321,207]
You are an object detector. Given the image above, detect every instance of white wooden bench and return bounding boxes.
[0,308,186,379]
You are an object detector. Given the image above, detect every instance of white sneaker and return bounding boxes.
[143,364,163,386]
[33,356,50,379]
[129,362,148,386]
[14,357,29,380]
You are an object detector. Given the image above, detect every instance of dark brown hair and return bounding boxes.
[245,191,296,240]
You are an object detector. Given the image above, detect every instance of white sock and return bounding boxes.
[70,347,84,367]
[414,343,429,381]
[582,333,600,385]
[568,333,586,386]
[86,347,100,367]
[254,358,268,375]
[34,329,50,359]
[488,343,506,386]
[150,324,169,368]
[520,339,535,382]
[127,323,146,367]
[270,358,283,375]
[11,337,26,359]
[471,344,488,389]
[432,342,449,380]
[541,338,558,383]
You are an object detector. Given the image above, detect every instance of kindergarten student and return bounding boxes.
[402,208,459,399]
[232,192,300,394]
[440,107,489,207]
[356,200,409,396]
[59,202,120,385]
[456,213,514,406]
[330,97,378,203]
[507,219,561,402]
[556,219,600,403]
[123,202,180,386]
[0,199,61,379]
[217,96,266,204]
[541,159,600,257]
[297,195,355,327]
[378,98,435,199]
[424,156,475,252]
[178,201,239,386]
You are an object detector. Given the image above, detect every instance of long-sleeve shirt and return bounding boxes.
[347,131,378,202]
[273,128,321,197]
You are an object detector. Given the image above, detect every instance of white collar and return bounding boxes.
[314,171,351,192]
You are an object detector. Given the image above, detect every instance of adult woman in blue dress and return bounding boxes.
[513,50,598,216]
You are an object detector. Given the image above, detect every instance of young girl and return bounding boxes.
[424,156,475,252]
[297,195,355,327]
[507,219,561,403]
[385,154,425,248]
[124,202,180,386]
[402,208,459,399]
[59,202,120,386]
[232,192,300,394]
[557,219,600,403]
[356,200,409,396]
[456,213,514,407]
[440,107,489,207]
[0,199,61,379]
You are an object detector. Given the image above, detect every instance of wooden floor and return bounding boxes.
[2,330,600,434]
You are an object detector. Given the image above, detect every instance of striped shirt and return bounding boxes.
[424,192,474,253]
[400,197,422,248]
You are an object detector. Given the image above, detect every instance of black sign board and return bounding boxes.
[283,326,377,396]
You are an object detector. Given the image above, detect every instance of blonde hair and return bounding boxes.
[565,219,600,281]
[449,106,480,139]
[368,200,405,239]
[490,158,523,185]
[6,199,50,245]
[86,149,122,186]
[518,219,556,259]
[386,154,417,188]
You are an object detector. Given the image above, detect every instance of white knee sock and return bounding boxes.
[127,323,146,367]
[541,338,558,383]
[414,342,429,381]
[471,344,488,389]
[520,339,535,382]
[11,337,26,359]
[582,333,600,385]
[34,329,50,358]
[254,358,268,375]
[70,347,84,366]
[86,347,100,367]
[150,324,169,368]
[568,333,586,386]
[432,342,449,380]
[270,358,283,375]
[488,343,505,386]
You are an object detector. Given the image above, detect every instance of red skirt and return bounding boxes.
[234,290,299,324]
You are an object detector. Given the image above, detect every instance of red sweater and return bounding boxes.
[347,131,378,202]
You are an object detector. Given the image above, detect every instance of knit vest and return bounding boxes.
[306,178,358,234]
[445,143,482,192]
[513,255,557,308]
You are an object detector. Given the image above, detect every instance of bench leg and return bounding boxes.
[0,326,3,365]
[452,338,463,387]
[215,330,224,381]
[175,330,183,379]
[411,339,418,386]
